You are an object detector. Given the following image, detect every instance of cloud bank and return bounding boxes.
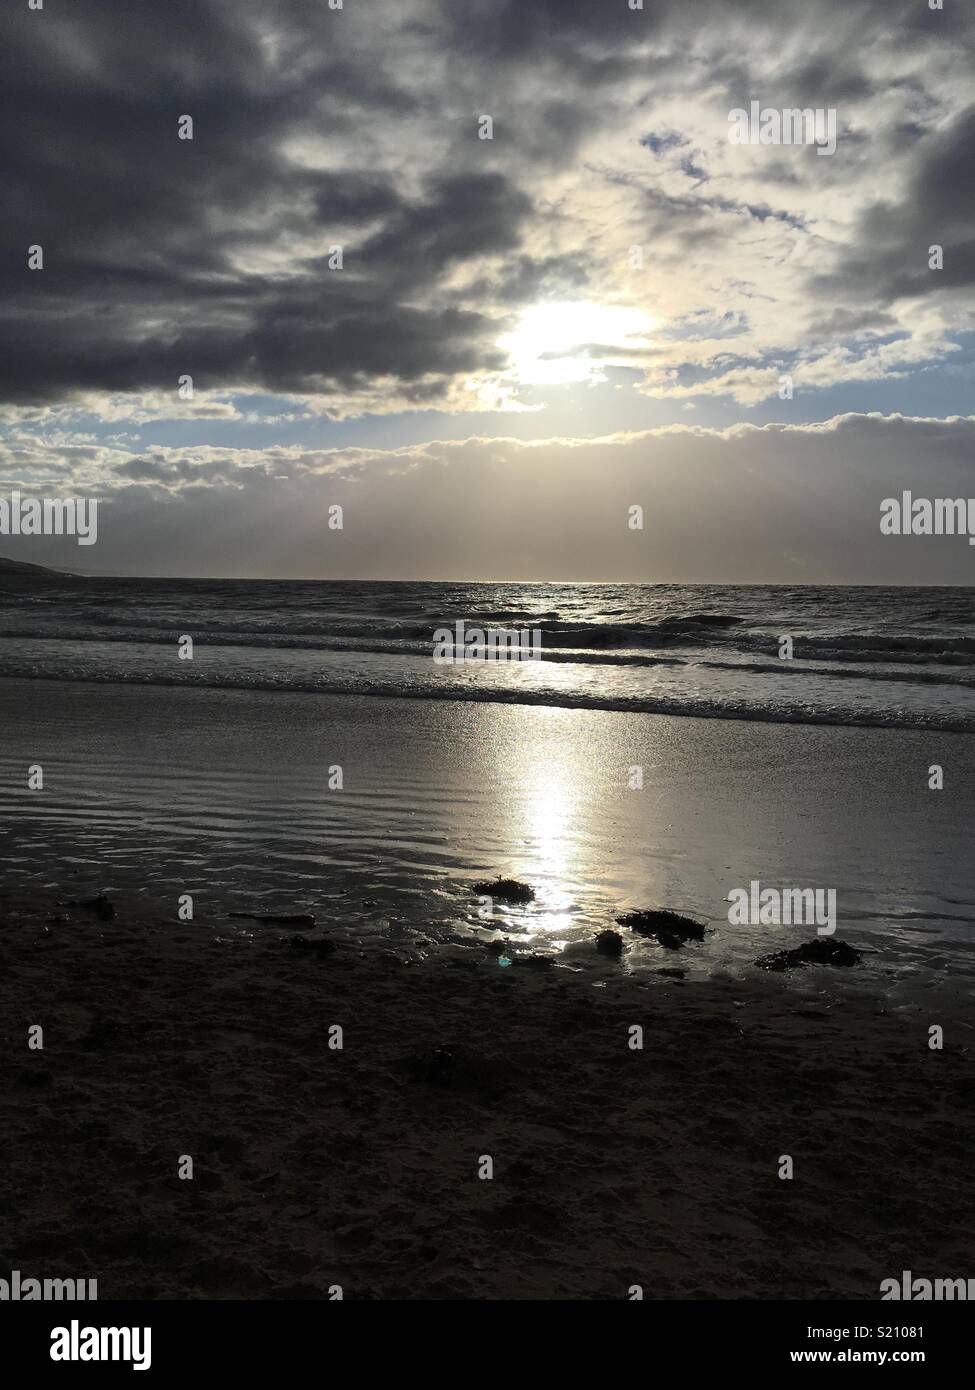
[3,414,974,583]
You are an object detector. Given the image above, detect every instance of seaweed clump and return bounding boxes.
[616,909,706,950]
[472,877,535,904]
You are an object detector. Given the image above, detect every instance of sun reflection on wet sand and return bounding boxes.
[493,708,598,947]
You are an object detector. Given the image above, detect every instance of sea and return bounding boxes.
[0,578,972,730]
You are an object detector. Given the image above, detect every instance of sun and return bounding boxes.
[498,300,657,388]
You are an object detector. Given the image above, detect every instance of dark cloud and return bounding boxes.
[1,0,973,413]
[913,106,975,228]
[357,173,532,277]
[0,0,534,405]
[461,252,593,307]
[437,0,662,70]
[807,105,975,309]
[804,307,900,341]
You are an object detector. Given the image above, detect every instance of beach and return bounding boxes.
[1,669,974,1298]
[3,901,972,1300]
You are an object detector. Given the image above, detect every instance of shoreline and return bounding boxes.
[2,902,972,1300]
[0,668,971,736]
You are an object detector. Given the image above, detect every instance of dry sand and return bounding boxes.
[2,901,973,1300]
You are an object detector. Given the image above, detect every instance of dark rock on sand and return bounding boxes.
[229,911,316,929]
[656,967,686,979]
[595,929,624,956]
[68,894,115,920]
[616,909,705,949]
[471,876,535,904]
[755,939,861,971]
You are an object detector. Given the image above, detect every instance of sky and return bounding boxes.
[1,0,973,581]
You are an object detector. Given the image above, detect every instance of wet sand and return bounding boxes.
[2,903,973,1300]
[2,678,974,986]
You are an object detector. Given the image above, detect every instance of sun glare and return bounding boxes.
[498,300,656,387]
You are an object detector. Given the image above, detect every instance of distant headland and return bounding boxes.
[0,555,73,580]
